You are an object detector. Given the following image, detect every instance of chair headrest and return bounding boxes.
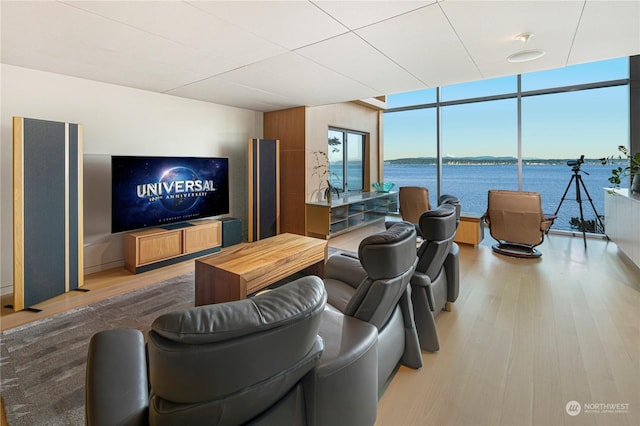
[488,190,542,213]
[358,222,417,280]
[418,204,457,241]
[438,194,459,205]
[151,275,327,344]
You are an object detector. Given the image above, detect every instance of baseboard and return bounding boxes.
[84,259,125,276]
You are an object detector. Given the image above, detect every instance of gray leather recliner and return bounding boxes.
[410,204,459,352]
[322,222,423,391]
[86,276,327,426]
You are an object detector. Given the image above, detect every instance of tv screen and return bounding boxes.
[111,156,229,233]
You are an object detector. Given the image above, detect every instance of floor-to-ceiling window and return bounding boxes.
[383,108,437,194]
[520,60,630,232]
[440,97,518,213]
[383,57,630,233]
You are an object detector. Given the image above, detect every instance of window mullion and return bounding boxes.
[517,74,523,191]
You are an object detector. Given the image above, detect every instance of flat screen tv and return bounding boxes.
[111,156,229,233]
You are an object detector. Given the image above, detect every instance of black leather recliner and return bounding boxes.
[322,222,423,391]
[86,276,328,426]
[86,275,380,426]
[410,204,459,352]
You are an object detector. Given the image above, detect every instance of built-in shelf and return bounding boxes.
[604,188,640,269]
[306,192,398,239]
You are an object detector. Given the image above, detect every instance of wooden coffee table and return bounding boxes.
[195,233,328,306]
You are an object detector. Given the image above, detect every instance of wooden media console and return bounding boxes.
[124,219,222,274]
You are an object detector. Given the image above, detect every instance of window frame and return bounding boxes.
[328,127,367,193]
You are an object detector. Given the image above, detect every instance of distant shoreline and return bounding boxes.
[383,157,624,166]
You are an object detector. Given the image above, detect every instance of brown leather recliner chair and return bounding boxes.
[399,187,461,234]
[399,186,430,225]
[484,190,554,258]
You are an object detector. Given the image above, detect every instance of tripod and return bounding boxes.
[552,165,605,248]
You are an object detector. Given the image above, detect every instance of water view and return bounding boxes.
[382,162,619,233]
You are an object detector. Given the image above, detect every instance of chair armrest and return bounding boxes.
[444,243,460,303]
[86,329,149,426]
[325,252,368,290]
[410,271,435,311]
[410,271,432,288]
[541,214,556,233]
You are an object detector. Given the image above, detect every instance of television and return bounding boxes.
[111,156,229,233]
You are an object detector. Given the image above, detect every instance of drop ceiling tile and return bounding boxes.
[65,0,287,69]
[473,52,573,83]
[356,4,481,87]
[312,0,435,30]
[166,76,298,112]
[440,0,583,78]
[216,52,378,106]
[3,42,191,93]
[3,1,248,88]
[296,32,425,94]
[569,0,640,65]
[187,0,349,50]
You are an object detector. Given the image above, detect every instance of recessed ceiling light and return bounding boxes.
[514,32,533,43]
[507,49,546,63]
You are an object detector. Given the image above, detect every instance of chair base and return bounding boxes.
[492,242,542,258]
[444,301,453,312]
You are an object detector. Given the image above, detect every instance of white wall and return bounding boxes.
[1,64,262,295]
[305,103,381,201]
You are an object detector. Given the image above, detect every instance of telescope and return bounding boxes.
[552,154,604,248]
[567,155,585,168]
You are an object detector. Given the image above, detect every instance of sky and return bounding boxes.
[383,57,630,160]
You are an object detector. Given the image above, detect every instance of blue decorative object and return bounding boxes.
[373,182,395,193]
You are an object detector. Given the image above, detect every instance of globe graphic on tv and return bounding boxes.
[159,167,199,212]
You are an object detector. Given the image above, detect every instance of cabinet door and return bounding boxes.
[184,223,221,253]
[138,231,183,265]
[306,204,331,239]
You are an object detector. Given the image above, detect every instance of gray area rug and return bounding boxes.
[0,273,195,426]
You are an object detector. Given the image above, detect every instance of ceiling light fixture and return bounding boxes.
[507,49,547,63]
[514,32,533,43]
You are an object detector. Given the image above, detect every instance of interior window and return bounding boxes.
[328,128,365,193]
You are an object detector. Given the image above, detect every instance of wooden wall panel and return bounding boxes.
[281,194,306,236]
[265,107,306,235]
[264,106,306,150]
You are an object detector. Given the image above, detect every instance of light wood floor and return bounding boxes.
[1,225,639,425]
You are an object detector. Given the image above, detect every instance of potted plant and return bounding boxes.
[311,150,341,202]
[601,145,640,193]
[323,180,340,203]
